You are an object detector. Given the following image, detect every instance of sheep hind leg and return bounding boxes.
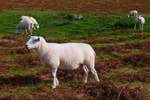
[141,24,144,32]
[134,23,136,30]
[90,67,100,82]
[88,63,100,82]
[139,24,142,31]
[27,29,32,36]
[51,68,58,89]
[25,29,28,35]
[55,77,59,86]
[83,65,89,83]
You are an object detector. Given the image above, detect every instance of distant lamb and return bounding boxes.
[16,16,39,35]
[26,36,100,88]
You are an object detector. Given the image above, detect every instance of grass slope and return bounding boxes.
[0,10,150,36]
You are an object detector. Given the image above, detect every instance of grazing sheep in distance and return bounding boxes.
[16,16,39,35]
[128,10,145,31]
[128,10,138,18]
[134,15,145,31]
[26,36,100,88]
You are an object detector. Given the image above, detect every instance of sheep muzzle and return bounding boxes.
[25,45,30,52]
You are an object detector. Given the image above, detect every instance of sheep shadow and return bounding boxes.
[0,76,46,86]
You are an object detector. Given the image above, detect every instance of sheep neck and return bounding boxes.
[36,40,49,57]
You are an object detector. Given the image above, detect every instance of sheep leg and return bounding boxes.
[134,23,136,30]
[29,29,33,36]
[90,67,100,82]
[139,24,141,31]
[83,65,89,83]
[55,77,59,86]
[51,68,58,89]
[25,29,28,34]
[141,24,143,31]
[27,29,32,36]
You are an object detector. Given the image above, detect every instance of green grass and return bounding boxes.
[105,67,145,78]
[0,92,12,98]
[93,38,150,47]
[8,66,47,76]
[96,33,133,40]
[1,10,150,37]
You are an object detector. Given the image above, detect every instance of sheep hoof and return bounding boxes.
[52,85,56,89]
[83,80,87,84]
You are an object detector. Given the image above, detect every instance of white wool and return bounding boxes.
[128,10,145,31]
[26,36,100,88]
[28,16,39,29]
[16,16,39,35]
[128,10,138,17]
[21,16,39,28]
[16,18,33,35]
[134,15,145,31]
[135,15,145,24]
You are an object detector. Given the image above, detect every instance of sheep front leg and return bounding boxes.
[51,67,59,89]
[83,65,89,83]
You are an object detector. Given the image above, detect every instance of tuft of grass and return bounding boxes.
[0,92,12,98]
[104,67,145,79]
[8,66,47,76]
[93,37,150,47]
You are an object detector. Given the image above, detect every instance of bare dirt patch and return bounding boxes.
[0,0,150,13]
[72,82,144,100]
[95,45,130,53]
[122,52,150,67]
[1,82,143,100]
[0,76,42,87]
[95,42,150,53]
[0,48,29,55]
[0,41,20,47]
[1,35,18,40]
[120,69,150,82]
[15,55,42,67]
[96,59,124,73]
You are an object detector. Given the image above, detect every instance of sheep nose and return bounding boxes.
[25,45,30,52]
[25,44,28,48]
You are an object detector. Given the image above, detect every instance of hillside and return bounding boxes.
[0,0,150,13]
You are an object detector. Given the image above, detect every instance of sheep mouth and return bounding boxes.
[25,45,31,52]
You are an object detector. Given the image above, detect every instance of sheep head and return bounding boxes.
[26,36,41,49]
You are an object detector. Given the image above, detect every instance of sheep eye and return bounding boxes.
[33,38,40,42]
[37,37,40,41]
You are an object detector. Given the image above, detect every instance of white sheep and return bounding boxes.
[128,10,145,31]
[134,15,145,31]
[128,10,138,18]
[26,36,100,88]
[16,16,39,35]
[21,16,39,29]
[16,18,33,35]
